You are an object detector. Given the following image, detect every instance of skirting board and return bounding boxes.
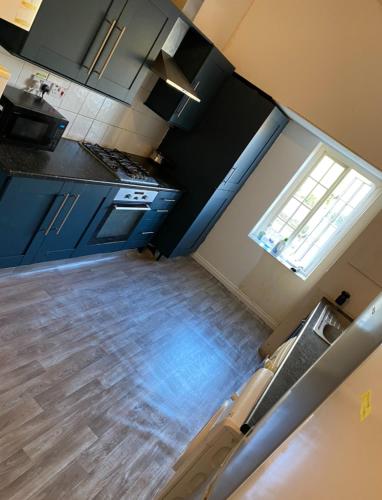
[192,252,278,330]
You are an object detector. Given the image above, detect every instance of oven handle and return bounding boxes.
[113,204,151,211]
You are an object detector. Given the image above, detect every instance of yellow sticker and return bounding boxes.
[360,390,372,422]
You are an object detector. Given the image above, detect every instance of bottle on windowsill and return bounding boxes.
[272,238,288,256]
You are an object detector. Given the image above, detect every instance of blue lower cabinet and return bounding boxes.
[128,204,174,248]
[0,176,112,269]
[0,174,179,269]
[0,176,64,267]
[31,182,112,263]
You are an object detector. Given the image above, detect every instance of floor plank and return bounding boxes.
[0,251,270,499]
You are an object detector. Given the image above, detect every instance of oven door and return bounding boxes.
[91,203,151,244]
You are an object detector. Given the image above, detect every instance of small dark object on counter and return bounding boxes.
[335,291,351,306]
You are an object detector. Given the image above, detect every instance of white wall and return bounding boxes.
[223,0,382,172]
[0,48,168,156]
[195,121,382,339]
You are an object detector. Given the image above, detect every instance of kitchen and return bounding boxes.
[0,0,381,499]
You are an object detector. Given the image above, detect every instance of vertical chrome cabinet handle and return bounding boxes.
[98,26,126,79]
[44,194,70,236]
[177,81,200,117]
[86,19,117,75]
[56,194,80,235]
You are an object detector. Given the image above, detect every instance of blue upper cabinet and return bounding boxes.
[19,0,127,85]
[1,0,178,104]
[86,0,178,104]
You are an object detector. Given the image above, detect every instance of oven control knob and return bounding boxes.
[125,194,132,199]
[142,195,148,200]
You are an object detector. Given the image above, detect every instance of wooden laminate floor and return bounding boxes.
[0,251,270,500]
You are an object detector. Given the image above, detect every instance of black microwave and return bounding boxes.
[0,86,68,151]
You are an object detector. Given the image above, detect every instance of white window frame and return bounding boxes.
[249,143,382,279]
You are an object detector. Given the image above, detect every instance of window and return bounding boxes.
[249,144,380,279]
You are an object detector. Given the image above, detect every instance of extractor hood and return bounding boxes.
[151,50,201,103]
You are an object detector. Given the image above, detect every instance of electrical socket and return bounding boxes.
[49,82,65,98]
[34,77,65,99]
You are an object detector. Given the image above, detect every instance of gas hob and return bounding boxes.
[81,142,159,186]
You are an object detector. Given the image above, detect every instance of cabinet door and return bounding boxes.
[127,205,172,248]
[222,108,288,192]
[171,190,231,257]
[32,182,112,263]
[170,49,233,130]
[73,187,125,257]
[0,176,64,268]
[86,0,177,103]
[21,0,127,83]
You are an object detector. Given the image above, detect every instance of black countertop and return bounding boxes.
[0,139,181,192]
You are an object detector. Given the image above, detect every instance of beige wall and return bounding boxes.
[195,122,382,344]
[222,0,382,171]
[194,0,254,51]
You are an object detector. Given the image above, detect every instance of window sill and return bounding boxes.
[249,235,307,281]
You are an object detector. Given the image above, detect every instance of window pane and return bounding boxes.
[304,184,327,208]
[342,180,363,203]
[315,224,337,247]
[298,245,321,269]
[310,155,334,181]
[333,205,353,227]
[295,177,316,202]
[349,183,372,208]
[289,205,310,228]
[279,198,300,221]
[320,163,344,188]
[280,225,294,238]
[271,218,284,232]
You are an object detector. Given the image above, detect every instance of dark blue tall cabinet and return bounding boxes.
[152,74,289,257]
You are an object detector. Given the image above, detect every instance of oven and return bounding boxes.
[90,187,158,244]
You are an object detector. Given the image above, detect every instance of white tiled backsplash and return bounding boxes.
[0,47,169,156]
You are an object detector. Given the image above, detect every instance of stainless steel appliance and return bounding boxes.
[313,299,352,345]
[0,86,68,151]
[90,186,158,245]
[81,142,159,186]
